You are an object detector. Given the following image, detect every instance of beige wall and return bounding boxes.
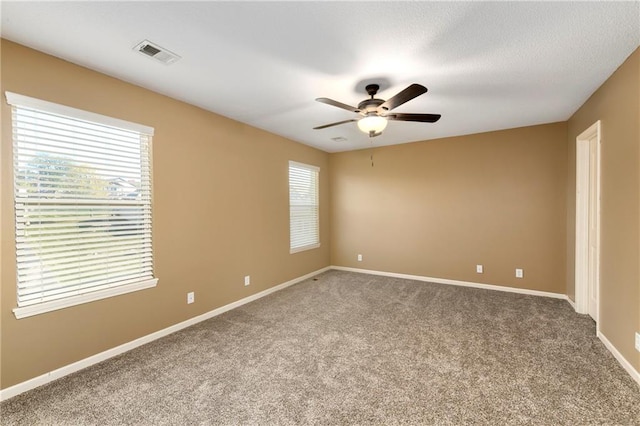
[566,47,640,371]
[329,123,568,294]
[0,40,330,389]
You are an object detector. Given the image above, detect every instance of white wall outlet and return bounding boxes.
[357,254,363,262]
[635,332,640,352]
[515,268,524,278]
[476,264,483,274]
[244,275,250,286]
[187,292,194,304]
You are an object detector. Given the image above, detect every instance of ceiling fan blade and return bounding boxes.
[386,113,441,123]
[316,97,361,113]
[379,84,428,111]
[313,119,358,130]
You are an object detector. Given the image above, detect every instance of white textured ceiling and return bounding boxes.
[2,2,639,152]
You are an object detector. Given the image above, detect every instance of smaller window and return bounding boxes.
[289,161,320,253]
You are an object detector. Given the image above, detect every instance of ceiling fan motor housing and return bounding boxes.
[361,84,385,114]
[358,98,384,113]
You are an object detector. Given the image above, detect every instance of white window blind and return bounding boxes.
[289,161,320,253]
[7,92,157,318]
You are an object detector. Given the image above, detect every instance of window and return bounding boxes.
[289,161,320,253]
[7,92,157,319]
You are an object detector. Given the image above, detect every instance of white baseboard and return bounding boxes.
[331,265,568,300]
[0,266,331,402]
[597,331,640,387]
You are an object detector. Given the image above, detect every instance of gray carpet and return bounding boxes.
[1,270,639,425]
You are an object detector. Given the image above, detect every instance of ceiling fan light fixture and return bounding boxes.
[357,115,387,135]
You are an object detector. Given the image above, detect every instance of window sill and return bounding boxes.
[290,243,321,254]
[13,278,158,319]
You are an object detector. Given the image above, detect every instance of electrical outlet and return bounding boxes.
[635,332,640,352]
[476,265,483,274]
[515,268,524,278]
[357,254,363,262]
[244,275,250,286]
[187,292,194,304]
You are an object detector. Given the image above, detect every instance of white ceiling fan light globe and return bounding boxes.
[357,115,388,134]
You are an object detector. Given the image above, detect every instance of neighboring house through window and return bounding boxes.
[289,161,320,253]
[7,92,157,319]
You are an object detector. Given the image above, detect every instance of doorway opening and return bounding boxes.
[575,120,601,323]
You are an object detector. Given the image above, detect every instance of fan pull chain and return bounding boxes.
[370,140,375,167]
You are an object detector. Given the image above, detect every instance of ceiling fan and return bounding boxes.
[313,83,441,137]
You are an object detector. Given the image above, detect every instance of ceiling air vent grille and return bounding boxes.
[133,40,181,65]
[140,44,161,56]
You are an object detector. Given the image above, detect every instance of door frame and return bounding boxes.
[574,120,601,323]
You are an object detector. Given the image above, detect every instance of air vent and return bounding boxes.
[140,44,161,56]
[133,40,181,65]
[331,136,347,142]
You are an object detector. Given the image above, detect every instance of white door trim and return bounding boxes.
[574,120,601,325]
